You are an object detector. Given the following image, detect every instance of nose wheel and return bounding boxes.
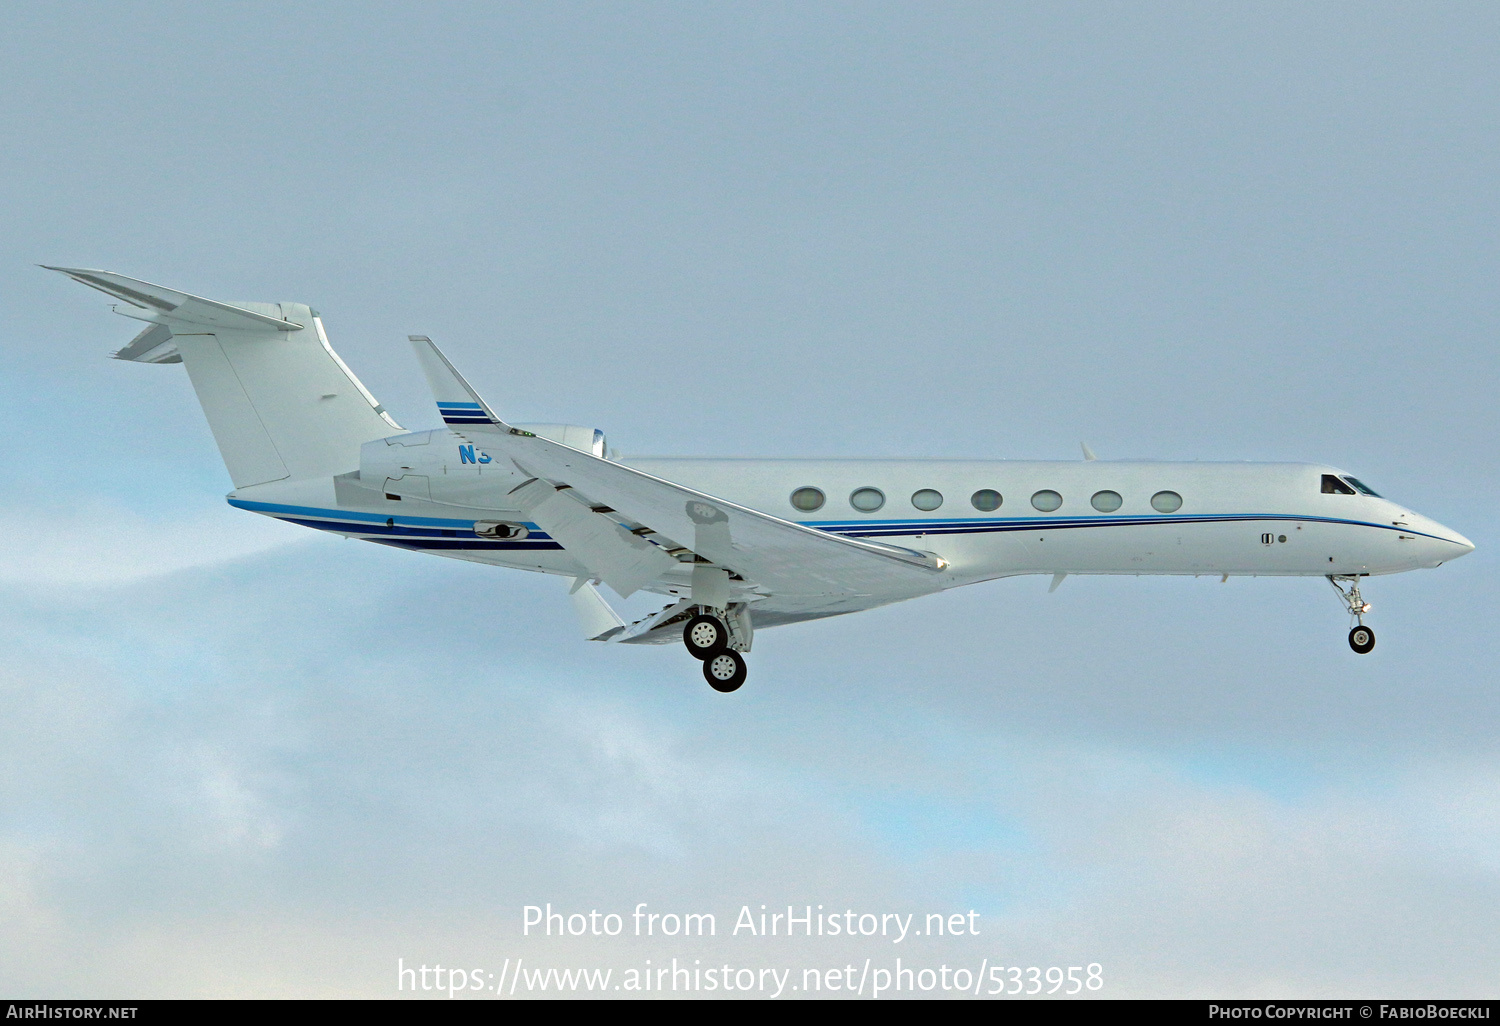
[1328,575,1376,654]
[1348,624,1376,654]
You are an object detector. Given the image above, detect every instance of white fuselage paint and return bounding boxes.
[227,430,1474,608]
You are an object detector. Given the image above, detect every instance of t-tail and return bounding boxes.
[48,267,401,488]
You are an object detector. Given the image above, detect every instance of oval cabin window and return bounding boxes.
[971,489,1002,512]
[1031,489,1063,512]
[850,487,886,512]
[1091,490,1123,513]
[1151,490,1183,513]
[790,487,825,512]
[911,489,943,511]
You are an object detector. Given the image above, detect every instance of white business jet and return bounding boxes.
[51,268,1474,692]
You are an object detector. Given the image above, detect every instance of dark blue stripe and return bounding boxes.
[810,512,1451,542]
[227,500,552,541]
[278,515,555,544]
[230,498,493,527]
[808,513,1340,529]
[375,538,564,552]
[229,498,1454,549]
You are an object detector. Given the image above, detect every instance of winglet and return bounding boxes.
[408,335,511,429]
[1081,442,1098,461]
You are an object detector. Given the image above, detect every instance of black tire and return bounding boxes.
[703,650,747,693]
[683,614,729,660]
[1348,625,1376,654]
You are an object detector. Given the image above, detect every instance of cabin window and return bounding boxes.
[790,487,826,512]
[1091,490,1123,513]
[1031,489,1063,512]
[1321,474,1356,495]
[1151,490,1183,513]
[1343,476,1382,497]
[911,489,944,511]
[850,487,886,512]
[971,489,1002,511]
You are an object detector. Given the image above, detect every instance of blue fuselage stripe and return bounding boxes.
[374,538,564,552]
[229,498,1449,549]
[276,516,556,544]
[802,512,1449,541]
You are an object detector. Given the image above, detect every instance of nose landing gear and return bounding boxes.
[1328,575,1375,654]
[1348,624,1375,654]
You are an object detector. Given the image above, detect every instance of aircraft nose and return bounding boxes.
[1400,512,1474,565]
[1428,520,1475,559]
[1447,530,1476,557]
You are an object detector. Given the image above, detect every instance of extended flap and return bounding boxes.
[510,479,678,598]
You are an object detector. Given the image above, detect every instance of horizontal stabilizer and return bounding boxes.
[55,266,402,488]
[45,266,304,332]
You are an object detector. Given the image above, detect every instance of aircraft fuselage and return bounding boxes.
[228,430,1473,594]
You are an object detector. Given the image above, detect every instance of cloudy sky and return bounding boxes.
[2,1,1497,998]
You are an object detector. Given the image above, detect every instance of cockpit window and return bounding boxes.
[1343,476,1382,497]
[1321,474,1356,495]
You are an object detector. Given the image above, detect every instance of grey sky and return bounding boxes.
[1,1,1496,997]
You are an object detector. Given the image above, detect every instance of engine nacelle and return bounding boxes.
[349,425,610,509]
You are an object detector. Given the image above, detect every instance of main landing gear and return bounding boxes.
[702,650,748,693]
[683,610,749,692]
[1328,575,1375,654]
[683,614,729,659]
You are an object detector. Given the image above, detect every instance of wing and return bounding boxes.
[409,337,949,615]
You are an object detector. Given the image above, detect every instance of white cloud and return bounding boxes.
[185,745,287,853]
[0,500,302,586]
[0,518,1493,997]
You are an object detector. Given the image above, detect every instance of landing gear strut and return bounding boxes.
[1328,575,1375,654]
